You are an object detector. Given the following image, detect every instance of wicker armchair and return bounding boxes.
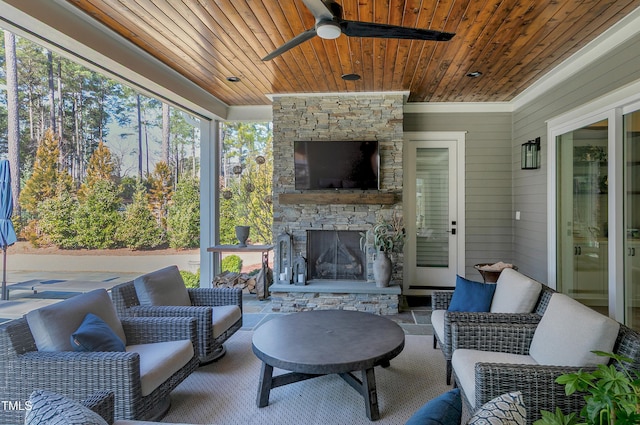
[0,298,199,424]
[432,284,556,384]
[111,266,243,364]
[450,311,640,424]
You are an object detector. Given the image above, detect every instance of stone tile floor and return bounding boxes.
[242,293,433,336]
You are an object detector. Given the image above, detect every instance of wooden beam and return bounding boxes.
[279,192,396,205]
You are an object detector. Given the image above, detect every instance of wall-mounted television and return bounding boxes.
[294,140,379,190]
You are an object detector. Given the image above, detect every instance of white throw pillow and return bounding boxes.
[26,289,126,352]
[529,293,620,366]
[490,268,542,313]
[134,265,191,306]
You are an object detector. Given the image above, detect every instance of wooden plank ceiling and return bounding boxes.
[65,0,640,106]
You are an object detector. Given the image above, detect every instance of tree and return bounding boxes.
[38,181,78,248]
[116,180,165,249]
[220,122,273,244]
[78,140,115,200]
[19,129,71,216]
[148,162,173,229]
[167,178,200,249]
[4,30,20,215]
[161,102,170,164]
[73,179,122,249]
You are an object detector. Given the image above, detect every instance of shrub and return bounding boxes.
[38,190,79,248]
[73,179,122,249]
[180,269,200,288]
[167,178,200,249]
[116,182,166,249]
[221,255,243,273]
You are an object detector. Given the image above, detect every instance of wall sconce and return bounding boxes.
[521,137,541,169]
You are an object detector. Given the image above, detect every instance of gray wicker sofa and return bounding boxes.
[111,265,242,364]
[432,269,553,384]
[0,289,199,424]
[450,292,640,424]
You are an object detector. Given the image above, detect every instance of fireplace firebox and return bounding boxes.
[306,230,366,281]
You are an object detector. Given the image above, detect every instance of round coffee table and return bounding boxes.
[252,309,405,421]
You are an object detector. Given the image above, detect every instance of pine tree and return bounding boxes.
[19,129,72,216]
[167,178,200,249]
[148,162,173,230]
[78,141,115,200]
[73,179,122,249]
[117,180,165,249]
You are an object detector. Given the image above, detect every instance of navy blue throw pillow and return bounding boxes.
[71,313,126,352]
[447,275,496,312]
[405,388,462,425]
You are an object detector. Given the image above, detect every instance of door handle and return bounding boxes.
[446,229,456,235]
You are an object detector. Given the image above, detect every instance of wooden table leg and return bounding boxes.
[257,362,274,408]
[362,367,379,421]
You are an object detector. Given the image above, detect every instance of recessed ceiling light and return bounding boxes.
[466,71,483,78]
[227,76,241,82]
[341,73,361,81]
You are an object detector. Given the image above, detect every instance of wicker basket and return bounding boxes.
[473,263,518,283]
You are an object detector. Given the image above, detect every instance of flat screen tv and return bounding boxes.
[294,140,379,190]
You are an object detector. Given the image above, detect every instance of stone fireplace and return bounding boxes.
[269,94,405,315]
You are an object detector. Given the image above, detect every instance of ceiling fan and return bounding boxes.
[263,0,455,61]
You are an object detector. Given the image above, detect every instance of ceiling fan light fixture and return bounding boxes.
[316,21,341,39]
[226,76,241,82]
[466,71,483,78]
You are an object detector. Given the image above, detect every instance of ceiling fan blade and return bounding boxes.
[302,0,335,21]
[262,28,317,61]
[340,20,455,41]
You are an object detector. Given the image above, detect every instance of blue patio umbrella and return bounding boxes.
[0,159,17,300]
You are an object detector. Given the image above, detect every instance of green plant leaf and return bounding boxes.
[533,408,578,425]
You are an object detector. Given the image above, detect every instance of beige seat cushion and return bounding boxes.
[529,293,620,367]
[134,265,191,307]
[212,305,242,338]
[452,349,537,409]
[430,309,445,343]
[490,268,542,313]
[126,339,194,396]
[26,289,126,352]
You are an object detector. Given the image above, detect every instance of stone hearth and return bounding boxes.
[269,281,401,315]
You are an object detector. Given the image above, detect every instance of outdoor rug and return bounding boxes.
[161,330,460,425]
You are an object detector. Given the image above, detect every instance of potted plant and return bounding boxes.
[534,351,640,425]
[360,212,406,287]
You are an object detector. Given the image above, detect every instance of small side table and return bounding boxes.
[207,244,274,299]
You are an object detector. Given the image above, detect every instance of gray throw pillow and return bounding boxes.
[25,390,108,425]
[134,265,191,306]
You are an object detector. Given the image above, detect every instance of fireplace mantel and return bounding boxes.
[279,192,396,205]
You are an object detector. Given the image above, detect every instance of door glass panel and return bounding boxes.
[556,120,609,315]
[624,110,640,330]
[415,148,449,267]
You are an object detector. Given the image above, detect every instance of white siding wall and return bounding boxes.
[404,113,513,278]
[513,32,640,283]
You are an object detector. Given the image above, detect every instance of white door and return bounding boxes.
[404,133,465,294]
